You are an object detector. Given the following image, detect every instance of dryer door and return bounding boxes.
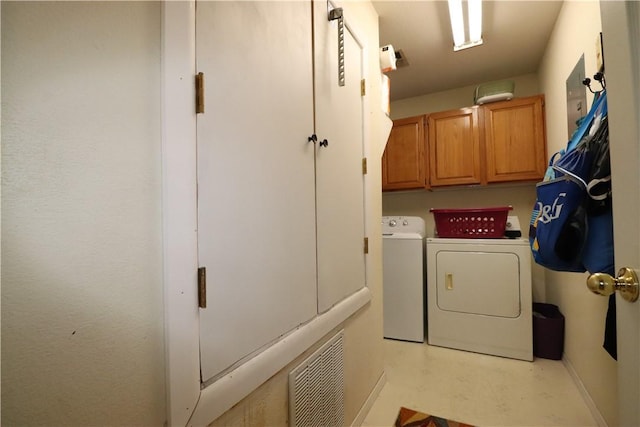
[436,250,521,318]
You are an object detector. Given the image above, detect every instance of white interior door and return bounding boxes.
[600,2,640,425]
[195,1,318,383]
[314,2,367,313]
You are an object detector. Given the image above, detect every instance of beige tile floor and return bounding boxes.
[362,339,598,427]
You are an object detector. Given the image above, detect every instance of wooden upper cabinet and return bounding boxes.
[483,95,547,183]
[428,107,482,187]
[382,95,548,192]
[382,115,427,191]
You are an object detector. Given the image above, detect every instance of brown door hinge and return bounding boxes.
[198,267,207,308]
[196,72,205,114]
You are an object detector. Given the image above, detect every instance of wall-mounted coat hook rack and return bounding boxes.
[582,72,606,94]
[593,72,606,90]
[582,77,596,94]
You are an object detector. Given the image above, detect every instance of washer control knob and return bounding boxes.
[402,220,409,226]
[389,219,397,227]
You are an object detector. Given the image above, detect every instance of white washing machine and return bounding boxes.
[426,238,532,361]
[382,216,425,342]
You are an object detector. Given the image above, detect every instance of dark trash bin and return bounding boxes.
[533,303,565,360]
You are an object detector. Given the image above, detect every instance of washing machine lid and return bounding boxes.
[383,232,423,239]
[382,216,425,237]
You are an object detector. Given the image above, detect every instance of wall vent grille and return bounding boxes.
[395,49,409,67]
[288,330,345,427]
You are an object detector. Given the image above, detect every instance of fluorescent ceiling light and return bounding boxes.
[448,0,465,47]
[468,0,483,42]
[448,0,483,51]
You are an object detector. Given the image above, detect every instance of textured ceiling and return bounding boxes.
[372,0,564,101]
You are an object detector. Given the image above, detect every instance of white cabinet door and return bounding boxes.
[195,1,318,383]
[314,3,367,313]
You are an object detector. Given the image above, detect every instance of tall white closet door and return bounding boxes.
[195,1,318,383]
[314,3,367,313]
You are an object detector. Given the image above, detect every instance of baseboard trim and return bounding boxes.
[352,371,387,427]
[562,356,608,427]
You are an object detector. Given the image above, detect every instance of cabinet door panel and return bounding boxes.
[196,1,317,383]
[314,3,366,313]
[484,95,547,182]
[428,107,482,186]
[382,116,426,191]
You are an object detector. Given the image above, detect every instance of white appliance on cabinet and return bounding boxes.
[382,216,426,342]
[426,238,532,361]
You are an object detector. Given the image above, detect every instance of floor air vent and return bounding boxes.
[289,330,345,427]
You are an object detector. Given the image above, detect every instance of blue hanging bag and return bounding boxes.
[529,91,608,272]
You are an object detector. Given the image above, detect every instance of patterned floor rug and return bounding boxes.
[394,406,475,427]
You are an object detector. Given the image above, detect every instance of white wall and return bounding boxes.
[390,73,539,119]
[2,1,387,426]
[2,2,166,425]
[538,1,618,425]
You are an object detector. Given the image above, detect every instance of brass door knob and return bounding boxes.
[586,267,639,302]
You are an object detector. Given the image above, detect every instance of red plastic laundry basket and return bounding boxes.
[430,206,512,238]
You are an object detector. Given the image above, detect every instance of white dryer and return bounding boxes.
[426,238,532,361]
[382,216,425,342]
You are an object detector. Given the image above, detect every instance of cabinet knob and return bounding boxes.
[319,139,329,147]
[308,134,318,143]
